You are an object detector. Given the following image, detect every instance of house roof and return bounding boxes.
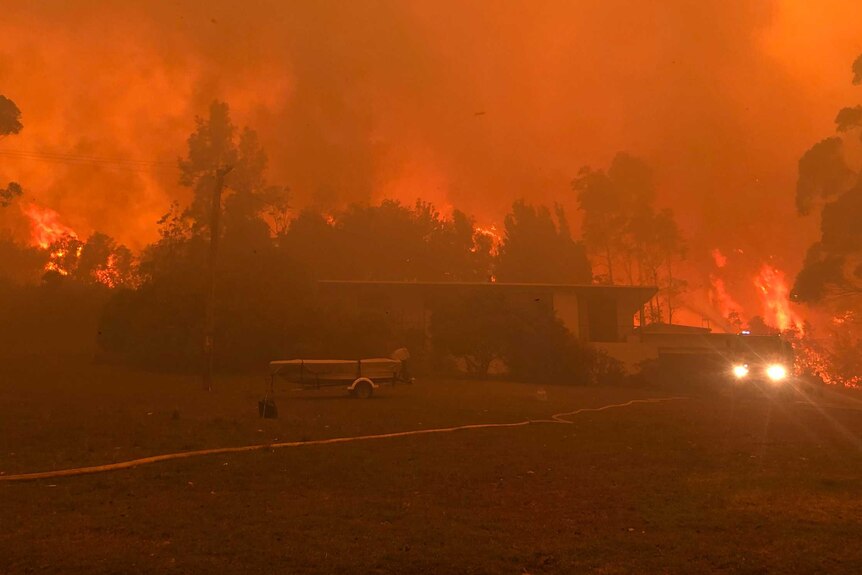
[636,323,712,335]
[317,279,658,302]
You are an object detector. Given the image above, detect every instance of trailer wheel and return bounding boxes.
[353,379,374,399]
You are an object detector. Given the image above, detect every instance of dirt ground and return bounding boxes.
[2,357,862,574]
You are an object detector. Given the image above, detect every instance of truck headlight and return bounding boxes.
[732,364,749,379]
[766,364,788,383]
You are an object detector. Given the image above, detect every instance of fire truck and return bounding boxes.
[726,332,795,388]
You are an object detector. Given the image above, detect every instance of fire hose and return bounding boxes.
[0,397,686,483]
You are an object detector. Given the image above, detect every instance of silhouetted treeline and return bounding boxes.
[0,192,598,375]
[96,193,593,372]
[0,100,617,381]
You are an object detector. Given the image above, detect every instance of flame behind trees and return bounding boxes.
[278,200,495,283]
[110,104,502,370]
[22,203,134,286]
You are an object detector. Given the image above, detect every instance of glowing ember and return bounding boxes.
[475,224,502,254]
[92,254,120,288]
[710,248,728,268]
[44,241,83,276]
[792,332,862,388]
[753,264,804,333]
[832,310,854,325]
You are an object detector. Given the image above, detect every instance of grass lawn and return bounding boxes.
[2,357,862,574]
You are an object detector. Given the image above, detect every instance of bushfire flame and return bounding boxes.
[92,254,121,288]
[754,264,804,333]
[474,224,502,255]
[22,203,122,286]
[709,275,745,327]
[23,204,80,276]
[23,204,78,249]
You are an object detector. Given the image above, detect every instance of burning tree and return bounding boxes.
[22,204,135,287]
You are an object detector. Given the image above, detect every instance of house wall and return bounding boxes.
[616,298,638,342]
[594,342,660,372]
[318,283,652,360]
[552,291,580,338]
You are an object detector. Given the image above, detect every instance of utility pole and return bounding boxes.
[203,165,233,392]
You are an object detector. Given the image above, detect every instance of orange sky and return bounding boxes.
[1,0,861,321]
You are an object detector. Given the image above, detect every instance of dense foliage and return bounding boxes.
[794,53,862,304]
[430,289,622,384]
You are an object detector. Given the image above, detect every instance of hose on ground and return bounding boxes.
[0,396,686,483]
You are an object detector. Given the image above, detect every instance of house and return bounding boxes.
[316,280,658,365]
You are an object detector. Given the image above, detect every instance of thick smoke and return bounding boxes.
[1,1,861,316]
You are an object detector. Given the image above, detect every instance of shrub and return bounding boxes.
[430,289,620,384]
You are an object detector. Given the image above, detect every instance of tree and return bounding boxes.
[420,204,494,282]
[336,199,428,280]
[260,185,292,236]
[494,200,591,284]
[430,288,621,383]
[793,54,862,304]
[0,96,23,208]
[0,235,46,283]
[574,153,686,322]
[790,53,862,388]
[630,208,687,322]
[179,101,238,233]
[178,101,279,389]
[430,290,511,377]
[281,199,493,282]
[0,95,22,137]
[573,153,655,283]
[278,208,345,279]
[74,232,135,288]
[0,181,22,208]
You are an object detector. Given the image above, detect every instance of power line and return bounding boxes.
[0,147,176,173]
[0,147,172,165]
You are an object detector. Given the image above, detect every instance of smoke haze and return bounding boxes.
[2,0,861,316]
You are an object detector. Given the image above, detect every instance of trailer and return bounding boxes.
[268,358,408,399]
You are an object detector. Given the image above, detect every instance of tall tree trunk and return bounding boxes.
[666,255,675,324]
[202,165,233,392]
[605,245,614,284]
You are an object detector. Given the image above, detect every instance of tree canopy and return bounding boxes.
[0,95,22,136]
[495,200,591,284]
[0,96,23,209]
[793,53,862,304]
[573,152,685,321]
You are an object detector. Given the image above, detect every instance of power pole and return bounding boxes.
[203,165,233,391]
